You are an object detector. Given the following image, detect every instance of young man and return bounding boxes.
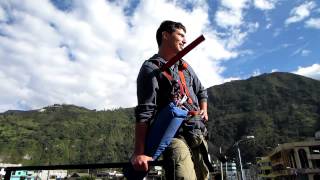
[131,20,209,179]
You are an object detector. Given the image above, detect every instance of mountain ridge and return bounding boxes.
[0,72,319,165]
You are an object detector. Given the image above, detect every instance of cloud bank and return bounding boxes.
[0,0,318,112]
[0,0,239,112]
[285,1,316,26]
[293,64,320,80]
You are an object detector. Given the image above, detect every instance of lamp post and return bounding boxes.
[220,147,224,180]
[234,136,255,180]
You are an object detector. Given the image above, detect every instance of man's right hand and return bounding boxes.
[131,154,153,171]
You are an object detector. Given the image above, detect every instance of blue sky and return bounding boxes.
[217,0,320,78]
[0,0,319,112]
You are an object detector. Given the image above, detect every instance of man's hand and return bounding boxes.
[131,154,153,171]
[199,109,208,122]
[199,101,208,122]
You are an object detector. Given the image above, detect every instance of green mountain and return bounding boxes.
[0,104,135,165]
[0,72,319,165]
[207,72,320,163]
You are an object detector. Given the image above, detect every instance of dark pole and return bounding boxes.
[4,169,11,180]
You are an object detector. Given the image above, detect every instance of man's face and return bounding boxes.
[165,28,186,53]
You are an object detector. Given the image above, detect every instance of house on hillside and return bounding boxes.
[266,140,320,179]
[257,156,275,180]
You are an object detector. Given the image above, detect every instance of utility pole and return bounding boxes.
[233,136,255,180]
[220,147,223,180]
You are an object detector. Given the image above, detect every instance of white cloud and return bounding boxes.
[0,0,241,112]
[248,22,260,32]
[222,76,241,83]
[7,0,316,113]
[221,0,249,10]
[215,0,249,28]
[0,0,136,112]
[293,64,320,80]
[254,0,277,10]
[252,69,261,77]
[213,0,262,68]
[285,1,316,26]
[215,9,243,28]
[301,49,311,56]
[266,23,272,29]
[213,1,262,61]
[273,28,282,37]
[0,6,6,21]
[225,29,248,49]
[291,42,310,57]
[1,0,317,113]
[305,18,320,29]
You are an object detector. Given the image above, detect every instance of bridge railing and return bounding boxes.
[4,160,174,180]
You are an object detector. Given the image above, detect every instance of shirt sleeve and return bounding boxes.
[188,65,208,103]
[135,61,159,123]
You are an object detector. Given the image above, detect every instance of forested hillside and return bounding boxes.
[207,72,320,163]
[0,105,135,165]
[0,72,319,165]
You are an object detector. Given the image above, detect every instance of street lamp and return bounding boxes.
[233,136,255,180]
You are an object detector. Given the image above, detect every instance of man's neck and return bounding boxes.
[158,47,176,62]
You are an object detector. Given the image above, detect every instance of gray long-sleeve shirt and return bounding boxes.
[135,54,207,123]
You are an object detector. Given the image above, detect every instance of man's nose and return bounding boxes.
[182,38,186,45]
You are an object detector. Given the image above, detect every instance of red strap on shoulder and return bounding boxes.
[152,59,193,104]
[162,70,173,81]
[178,65,193,104]
[162,70,184,95]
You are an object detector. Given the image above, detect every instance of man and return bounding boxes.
[131,20,209,179]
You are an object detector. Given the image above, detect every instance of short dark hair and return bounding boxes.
[156,20,186,47]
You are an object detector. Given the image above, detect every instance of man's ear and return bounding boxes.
[162,31,169,41]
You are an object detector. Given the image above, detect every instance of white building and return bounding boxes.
[36,170,68,180]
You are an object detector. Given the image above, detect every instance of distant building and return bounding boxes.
[267,140,320,179]
[0,163,22,180]
[223,162,238,180]
[257,157,275,180]
[36,170,67,180]
[9,170,37,180]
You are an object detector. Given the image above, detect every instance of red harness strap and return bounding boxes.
[177,63,200,116]
[161,61,193,105]
[162,70,184,95]
[178,62,193,104]
[154,59,197,114]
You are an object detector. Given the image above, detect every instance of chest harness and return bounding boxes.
[152,59,214,172]
[152,59,199,116]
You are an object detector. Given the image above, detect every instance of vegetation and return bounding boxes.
[207,72,320,163]
[0,104,135,165]
[0,72,319,165]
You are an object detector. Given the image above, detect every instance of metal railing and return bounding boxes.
[4,160,174,180]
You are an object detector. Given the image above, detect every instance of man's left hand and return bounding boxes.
[199,109,208,122]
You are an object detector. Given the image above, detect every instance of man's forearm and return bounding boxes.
[134,122,148,155]
[200,100,207,111]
